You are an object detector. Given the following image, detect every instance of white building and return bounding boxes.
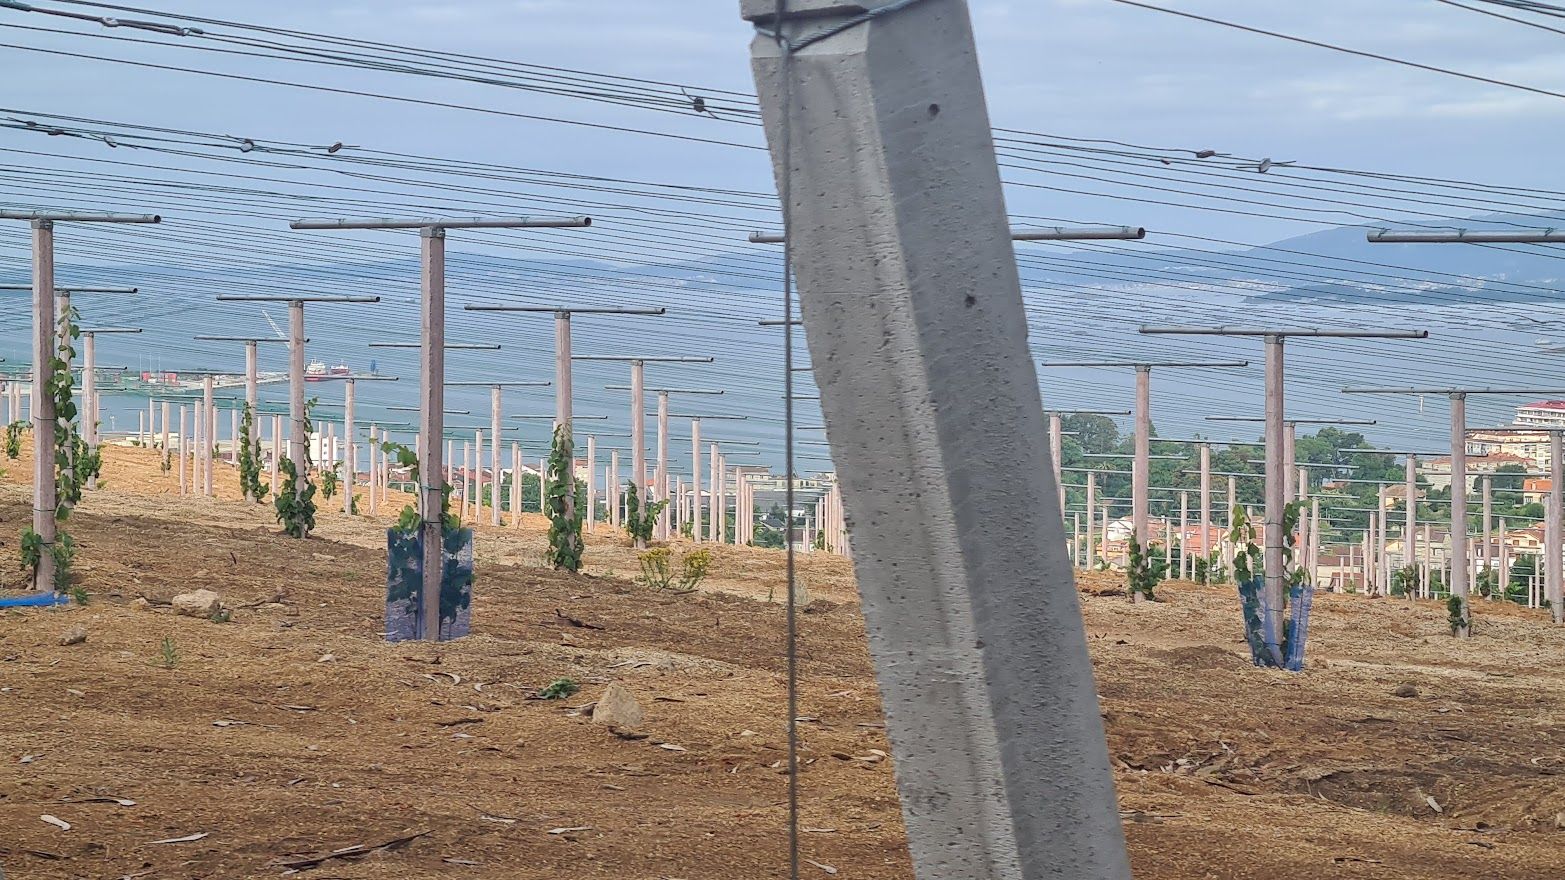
[1515,400,1565,429]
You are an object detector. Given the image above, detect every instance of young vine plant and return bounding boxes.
[20,306,97,595]
[545,424,584,572]
[272,397,319,538]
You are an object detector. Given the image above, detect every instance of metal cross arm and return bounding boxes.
[1369,228,1565,244]
[749,225,1147,243]
[1046,408,1131,416]
[0,284,138,293]
[446,381,550,387]
[510,413,608,420]
[1206,416,1378,426]
[390,405,469,415]
[290,216,591,231]
[464,305,663,315]
[370,342,500,350]
[0,210,159,223]
[1140,326,1429,340]
[216,294,380,304]
[194,336,292,343]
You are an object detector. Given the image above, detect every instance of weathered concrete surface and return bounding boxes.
[744,1,1131,878]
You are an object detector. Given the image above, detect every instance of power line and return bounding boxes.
[1108,0,1565,102]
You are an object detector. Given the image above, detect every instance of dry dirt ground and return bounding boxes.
[1,443,1563,879]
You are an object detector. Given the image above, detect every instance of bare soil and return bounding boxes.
[1,444,1563,879]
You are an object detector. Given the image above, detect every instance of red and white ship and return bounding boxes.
[304,361,351,382]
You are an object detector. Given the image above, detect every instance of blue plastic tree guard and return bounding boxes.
[385,525,473,642]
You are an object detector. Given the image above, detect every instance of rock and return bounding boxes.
[317,654,336,663]
[58,625,87,646]
[1393,683,1419,698]
[590,682,644,731]
[171,590,223,618]
[130,597,151,611]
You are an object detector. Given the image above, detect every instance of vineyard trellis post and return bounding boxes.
[78,326,140,488]
[0,211,159,592]
[296,215,588,639]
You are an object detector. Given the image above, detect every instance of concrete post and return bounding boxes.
[1084,471,1096,569]
[511,441,522,528]
[610,450,620,529]
[586,434,597,531]
[1550,432,1563,622]
[691,418,703,542]
[709,441,720,542]
[288,301,307,514]
[745,3,1131,875]
[1405,455,1417,571]
[656,390,670,539]
[203,376,215,497]
[631,359,646,511]
[418,227,447,640]
[1133,365,1150,552]
[367,425,379,516]
[230,409,240,466]
[539,457,548,513]
[1499,516,1510,599]
[1178,490,1188,579]
[1449,393,1470,636]
[343,380,356,514]
[1376,486,1388,596]
[270,414,280,491]
[82,333,98,491]
[160,400,169,458]
[1049,411,1064,517]
[29,221,58,590]
[1262,335,1286,656]
[491,387,502,527]
[178,405,188,496]
[1309,496,1321,584]
[1226,475,1237,574]
[1481,474,1492,588]
[1198,444,1211,582]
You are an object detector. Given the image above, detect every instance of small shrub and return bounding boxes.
[539,677,578,700]
[157,636,178,669]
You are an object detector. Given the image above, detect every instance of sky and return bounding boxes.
[4,0,1565,464]
[6,0,1563,242]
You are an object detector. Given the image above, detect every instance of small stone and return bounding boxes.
[171,590,222,618]
[317,654,336,663]
[591,682,644,731]
[59,625,87,646]
[130,598,151,611]
[1393,683,1419,698]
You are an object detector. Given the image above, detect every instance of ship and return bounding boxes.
[305,361,351,382]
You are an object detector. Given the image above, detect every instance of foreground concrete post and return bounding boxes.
[1198,444,1211,581]
[744,2,1131,876]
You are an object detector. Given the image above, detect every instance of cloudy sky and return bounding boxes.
[5,0,1564,244]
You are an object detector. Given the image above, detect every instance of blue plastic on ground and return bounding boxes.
[0,592,71,608]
